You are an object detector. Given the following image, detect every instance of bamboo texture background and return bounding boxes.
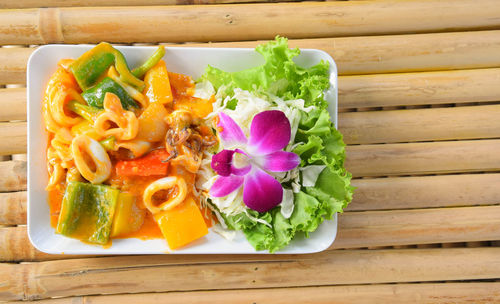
[0,0,500,302]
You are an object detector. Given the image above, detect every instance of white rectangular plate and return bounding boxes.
[27,45,338,255]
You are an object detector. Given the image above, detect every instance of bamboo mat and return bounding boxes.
[1,0,500,302]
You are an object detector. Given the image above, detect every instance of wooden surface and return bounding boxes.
[1,0,499,302]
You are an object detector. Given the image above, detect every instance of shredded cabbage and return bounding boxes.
[280,189,295,219]
[300,165,327,187]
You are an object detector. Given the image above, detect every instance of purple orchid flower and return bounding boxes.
[209,110,300,213]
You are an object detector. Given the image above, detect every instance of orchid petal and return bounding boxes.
[231,148,252,176]
[231,164,252,176]
[248,110,291,155]
[210,175,244,197]
[243,168,283,213]
[218,112,247,146]
[211,149,235,177]
[257,151,300,172]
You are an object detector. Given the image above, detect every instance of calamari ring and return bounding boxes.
[43,67,82,131]
[94,92,139,140]
[71,134,112,184]
[50,86,85,127]
[143,176,187,214]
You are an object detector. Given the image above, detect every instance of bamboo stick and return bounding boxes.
[0,191,26,225]
[0,47,30,85]
[349,173,500,211]
[3,205,500,261]
[186,30,500,76]
[0,226,91,263]
[4,30,500,85]
[0,88,26,122]
[345,139,500,177]
[2,247,500,300]
[2,0,500,45]
[0,161,27,192]
[0,0,299,8]
[339,104,500,144]
[339,68,500,108]
[332,206,500,249]
[0,122,26,155]
[0,226,49,262]
[28,282,500,304]
[1,0,297,8]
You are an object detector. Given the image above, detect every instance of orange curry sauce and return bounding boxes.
[48,71,214,240]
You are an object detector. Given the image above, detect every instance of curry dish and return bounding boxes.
[44,43,216,249]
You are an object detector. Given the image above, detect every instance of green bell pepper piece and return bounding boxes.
[131,45,166,78]
[56,182,119,245]
[99,136,116,151]
[67,100,101,122]
[70,42,145,91]
[81,77,137,109]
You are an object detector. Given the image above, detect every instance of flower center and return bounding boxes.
[233,152,250,169]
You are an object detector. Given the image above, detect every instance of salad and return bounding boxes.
[42,37,353,252]
[196,37,354,252]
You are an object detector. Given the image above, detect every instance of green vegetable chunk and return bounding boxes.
[81,77,137,109]
[99,136,116,151]
[56,182,119,245]
[70,42,144,91]
[131,45,166,78]
[67,100,100,122]
[71,51,115,91]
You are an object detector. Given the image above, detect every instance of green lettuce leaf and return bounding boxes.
[295,106,353,219]
[289,191,320,232]
[306,168,354,219]
[294,108,346,170]
[243,222,274,251]
[223,210,276,252]
[269,210,294,252]
[200,36,330,108]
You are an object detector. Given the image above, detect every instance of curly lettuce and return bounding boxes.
[202,37,353,252]
[201,36,330,108]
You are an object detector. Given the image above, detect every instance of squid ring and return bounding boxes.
[143,176,187,214]
[94,92,139,141]
[50,86,85,127]
[71,134,112,184]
